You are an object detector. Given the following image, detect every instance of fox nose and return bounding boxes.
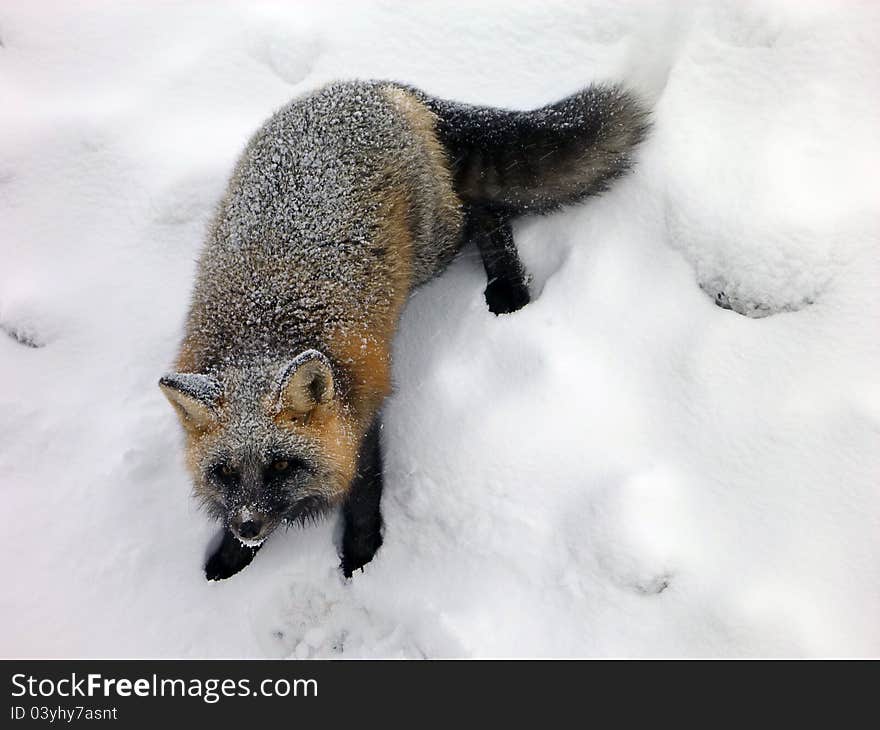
[238,520,262,539]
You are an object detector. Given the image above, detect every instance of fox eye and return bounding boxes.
[265,458,305,481]
[213,463,238,484]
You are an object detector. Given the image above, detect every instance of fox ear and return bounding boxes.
[276,350,335,415]
[159,373,222,432]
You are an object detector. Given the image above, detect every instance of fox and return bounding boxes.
[159,80,649,580]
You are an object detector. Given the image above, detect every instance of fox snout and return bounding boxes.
[228,507,277,546]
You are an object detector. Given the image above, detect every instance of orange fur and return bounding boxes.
[273,403,359,501]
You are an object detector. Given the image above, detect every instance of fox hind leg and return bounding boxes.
[466,207,530,315]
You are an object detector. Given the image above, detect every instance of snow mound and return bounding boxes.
[1,0,878,657]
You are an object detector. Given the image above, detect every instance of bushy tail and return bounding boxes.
[422,85,650,216]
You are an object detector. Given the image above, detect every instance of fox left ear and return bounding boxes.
[158,373,222,432]
[276,349,335,415]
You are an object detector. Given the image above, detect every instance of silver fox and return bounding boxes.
[159,80,649,580]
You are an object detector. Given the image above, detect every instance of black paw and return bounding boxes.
[484,277,530,315]
[205,532,260,581]
[341,529,383,579]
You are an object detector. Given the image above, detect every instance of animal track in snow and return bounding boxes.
[633,573,672,596]
[702,280,814,318]
[150,175,218,226]
[709,3,784,49]
[248,30,322,86]
[664,205,824,319]
[265,580,427,658]
[1,321,44,348]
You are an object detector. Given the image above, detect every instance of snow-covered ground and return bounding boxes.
[1,0,878,657]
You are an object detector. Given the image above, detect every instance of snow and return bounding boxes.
[1,0,878,657]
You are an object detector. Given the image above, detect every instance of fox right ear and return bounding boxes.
[158,373,222,432]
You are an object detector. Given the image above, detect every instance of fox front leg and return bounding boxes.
[466,206,531,315]
[205,529,262,581]
[341,418,384,578]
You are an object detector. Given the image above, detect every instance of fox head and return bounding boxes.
[159,349,360,546]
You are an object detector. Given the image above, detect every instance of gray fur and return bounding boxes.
[181,81,463,376]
